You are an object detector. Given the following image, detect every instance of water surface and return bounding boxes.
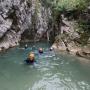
[0,42,90,90]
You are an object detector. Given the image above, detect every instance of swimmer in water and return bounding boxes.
[49,47,53,51]
[25,52,36,65]
[24,44,28,49]
[38,48,43,54]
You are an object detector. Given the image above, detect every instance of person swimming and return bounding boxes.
[24,44,28,49]
[49,47,53,51]
[25,52,36,65]
[38,48,43,54]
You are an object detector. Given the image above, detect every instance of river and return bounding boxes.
[0,42,90,90]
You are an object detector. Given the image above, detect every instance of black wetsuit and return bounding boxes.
[24,58,35,65]
[24,46,28,49]
[39,51,43,54]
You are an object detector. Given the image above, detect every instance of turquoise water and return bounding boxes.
[0,42,90,90]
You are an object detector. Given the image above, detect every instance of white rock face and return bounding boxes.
[0,16,12,37]
[0,0,52,51]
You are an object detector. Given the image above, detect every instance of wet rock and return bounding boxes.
[76,46,90,59]
[67,41,81,55]
[52,42,67,51]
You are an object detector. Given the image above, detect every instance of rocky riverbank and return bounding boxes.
[0,0,90,60]
[51,14,90,59]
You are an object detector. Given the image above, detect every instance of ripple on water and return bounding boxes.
[0,43,90,90]
[31,74,77,90]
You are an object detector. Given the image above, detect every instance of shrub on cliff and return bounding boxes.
[45,0,88,11]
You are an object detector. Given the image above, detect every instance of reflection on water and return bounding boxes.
[0,42,90,90]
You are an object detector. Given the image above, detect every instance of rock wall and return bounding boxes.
[0,0,52,50]
[0,0,90,60]
[52,13,90,59]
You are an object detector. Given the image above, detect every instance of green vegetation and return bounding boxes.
[45,0,89,11]
[77,17,90,45]
[46,0,90,45]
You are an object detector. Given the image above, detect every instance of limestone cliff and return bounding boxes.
[0,0,90,59]
[0,0,52,50]
[52,9,90,59]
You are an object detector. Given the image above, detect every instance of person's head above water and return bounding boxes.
[38,48,43,53]
[49,47,53,51]
[28,52,35,61]
[25,44,28,49]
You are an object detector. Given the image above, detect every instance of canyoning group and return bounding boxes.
[24,44,53,65]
